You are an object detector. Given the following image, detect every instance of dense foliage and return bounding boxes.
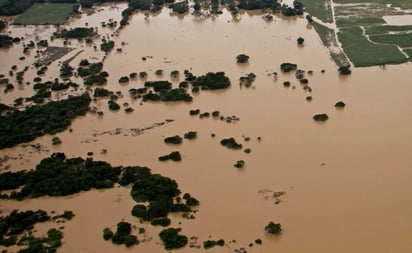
[0,153,121,199]
[100,40,115,52]
[220,138,243,149]
[313,113,329,121]
[203,239,225,249]
[280,62,298,72]
[54,27,95,39]
[0,209,70,251]
[0,34,15,48]
[158,151,182,162]
[191,72,230,90]
[159,228,188,250]
[0,93,90,149]
[265,222,282,234]
[164,135,182,144]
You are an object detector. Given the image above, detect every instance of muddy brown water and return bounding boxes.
[2,4,412,253]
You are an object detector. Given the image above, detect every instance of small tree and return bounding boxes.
[265,222,282,234]
[236,54,250,63]
[297,37,304,45]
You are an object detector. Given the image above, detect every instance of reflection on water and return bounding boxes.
[1,4,412,253]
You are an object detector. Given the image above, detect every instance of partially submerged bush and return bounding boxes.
[220,138,242,149]
[236,54,249,63]
[313,113,328,122]
[265,222,282,234]
[280,63,297,72]
[164,135,182,144]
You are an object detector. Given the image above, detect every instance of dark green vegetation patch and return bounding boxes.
[0,209,71,251]
[13,3,76,25]
[159,228,188,250]
[306,0,412,67]
[0,152,120,199]
[0,93,90,149]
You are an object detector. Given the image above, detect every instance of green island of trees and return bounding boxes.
[159,228,188,250]
[0,153,121,199]
[265,222,282,234]
[203,239,225,249]
[0,209,72,251]
[158,151,182,162]
[192,72,230,90]
[164,135,183,144]
[103,221,139,247]
[313,113,329,122]
[0,93,90,150]
[220,138,243,150]
[54,27,96,39]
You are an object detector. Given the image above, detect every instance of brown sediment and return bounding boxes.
[1,4,412,253]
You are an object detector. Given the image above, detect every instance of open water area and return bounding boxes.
[1,3,412,253]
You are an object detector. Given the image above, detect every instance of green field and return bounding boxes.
[301,0,333,23]
[13,3,75,25]
[304,0,412,67]
[338,27,408,67]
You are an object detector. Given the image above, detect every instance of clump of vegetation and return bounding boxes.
[239,73,256,87]
[119,166,151,186]
[283,81,291,87]
[338,65,351,75]
[151,217,171,227]
[184,131,197,140]
[280,63,297,72]
[236,54,249,63]
[192,72,230,90]
[0,153,121,199]
[335,101,346,108]
[155,69,163,76]
[297,37,304,45]
[169,1,189,14]
[93,88,111,97]
[0,93,90,149]
[189,109,200,116]
[313,113,328,122]
[265,222,282,234]
[100,40,115,52]
[164,135,183,144]
[131,204,147,218]
[54,27,96,39]
[0,34,15,48]
[203,239,225,249]
[51,136,62,145]
[220,138,243,149]
[159,228,188,250]
[159,151,182,162]
[144,81,172,92]
[170,70,179,78]
[108,100,120,111]
[105,221,139,247]
[60,63,74,78]
[234,160,245,168]
[0,209,70,251]
[183,193,199,206]
[119,76,129,83]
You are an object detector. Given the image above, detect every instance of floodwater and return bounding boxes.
[2,4,412,253]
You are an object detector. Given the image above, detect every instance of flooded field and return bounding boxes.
[2,4,412,253]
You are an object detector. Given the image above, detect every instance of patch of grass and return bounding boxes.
[365,25,412,35]
[338,27,408,67]
[336,17,385,28]
[369,33,412,48]
[13,4,75,25]
[402,48,412,59]
[302,0,333,23]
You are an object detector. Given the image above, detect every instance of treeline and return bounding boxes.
[0,93,90,149]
